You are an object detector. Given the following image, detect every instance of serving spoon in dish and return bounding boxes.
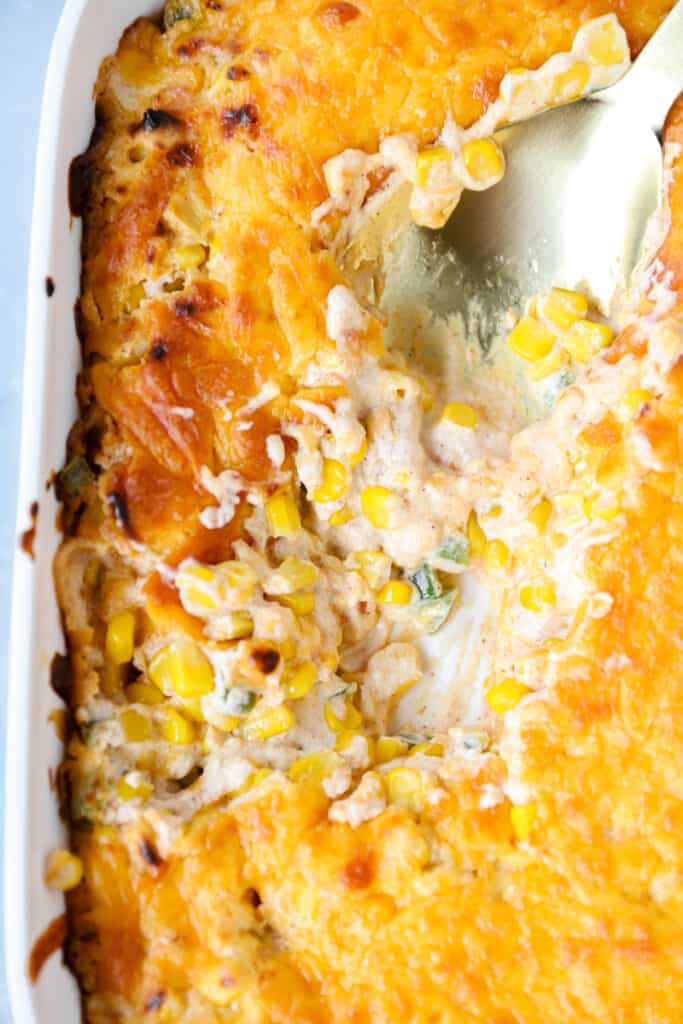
[415,1,683,349]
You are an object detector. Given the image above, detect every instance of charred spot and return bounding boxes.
[149,340,168,361]
[341,852,375,890]
[317,1,360,27]
[68,152,95,218]
[45,277,55,298]
[145,991,166,1012]
[170,764,203,792]
[358,600,369,614]
[74,299,89,345]
[84,423,105,469]
[167,142,197,167]
[20,501,39,559]
[106,490,134,537]
[221,103,259,139]
[140,108,181,132]
[250,647,280,675]
[206,0,223,8]
[50,652,73,704]
[244,887,262,907]
[177,37,205,58]
[139,836,164,869]
[173,298,196,318]
[227,64,250,80]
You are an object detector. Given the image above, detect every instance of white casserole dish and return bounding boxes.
[5,2,158,1020]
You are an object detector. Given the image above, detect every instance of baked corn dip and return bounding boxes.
[53,0,683,1020]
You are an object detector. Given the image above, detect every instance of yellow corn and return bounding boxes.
[528,498,552,532]
[126,681,164,706]
[124,282,146,313]
[520,581,556,612]
[219,611,254,640]
[482,505,502,520]
[410,741,444,757]
[84,559,102,587]
[160,707,196,745]
[105,611,136,665]
[508,317,556,362]
[375,735,409,764]
[510,802,537,841]
[415,145,453,188]
[288,750,342,784]
[149,639,214,698]
[243,703,294,741]
[221,560,258,592]
[485,539,511,570]
[462,137,505,185]
[285,661,317,699]
[385,767,422,812]
[175,564,218,611]
[585,493,621,521]
[329,505,353,526]
[549,62,590,103]
[335,730,374,762]
[275,557,318,591]
[485,678,531,714]
[587,19,628,66]
[348,549,392,589]
[441,401,478,429]
[621,388,653,417]
[378,580,413,605]
[176,243,208,269]
[312,459,348,503]
[361,485,398,529]
[349,436,368,467]
[278,591,315,616]
[117,775,154,802]
[540,287,588,329]
[120,709,152,743]
[467,509,487,558]
[234,768,272,798]
[526,345,569,381]
[44,849,84,891]
[324,698,363,733]
[265,493,301,537]
[561,319,614,363]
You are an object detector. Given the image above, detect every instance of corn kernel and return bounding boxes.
[415,145,453,188]
[510,802,537,841]
[385,767,422,812]
[126,681,164,705]
[621,389,653,417]
[176,243,207,269]
[120,709,152,743]
[587,19,628,66]
[44,849,83,891]
[377,580,413,605]
[125,282,146,313]
[285,661,317,699]
[508,317,556,362]
[462,137,505,185]
[288,750,342,784]
[485,539,511,570]
[219,611,254,640]
[441,402,478,429]
[348,549,392,589]
[561,319,614,363]
[324,698,363,733]
[105,611,136,665]
[467,510,487,558]
[278,591,315,616]
[274,557,318,591]
[265,493,301,537]
[160,707,196,745]
[410,741,444,757]
[585,494,621,521]
[375,736,410,764]
[361,485,398,529]
[335,730,374,763]
[329,505,353,526]
[117,774,154,802]
[149,639,214,698]
[526,345,569,381]
[312,459,348,503]
[485,678,531,714]
[349,436,368,467]
[243,703,294,741]
[549,62,590,103]
[540,287,588,329]
[528,498,552,532]
[520,581,557,612]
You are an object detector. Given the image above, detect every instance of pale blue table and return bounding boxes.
[0,1,65,1019]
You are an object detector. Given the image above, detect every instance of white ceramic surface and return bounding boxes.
[5,2,158,1020]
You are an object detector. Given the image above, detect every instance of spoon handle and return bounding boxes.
[600,1,683,134]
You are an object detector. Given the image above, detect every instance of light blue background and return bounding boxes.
[1,2,65,1019]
